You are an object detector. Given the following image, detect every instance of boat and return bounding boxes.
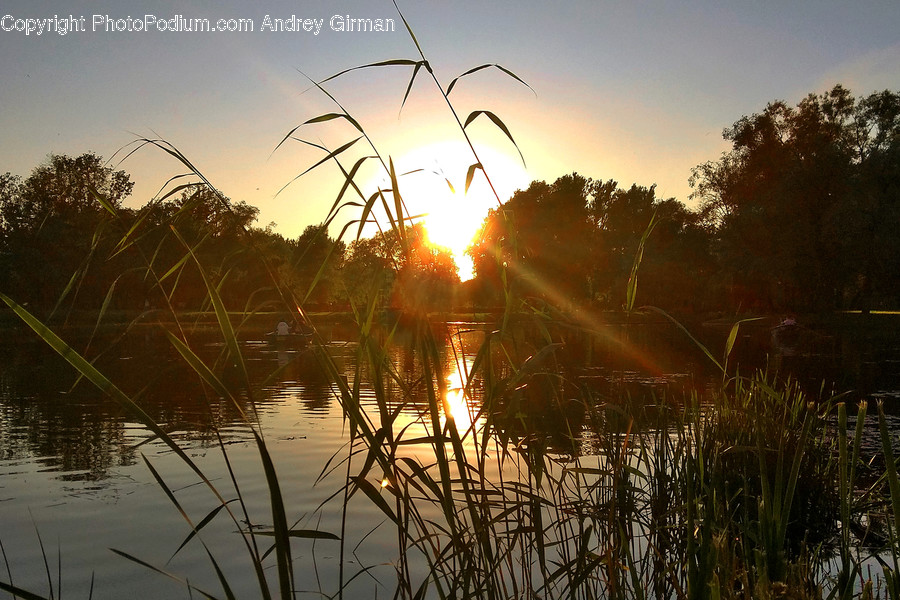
[770,317,801,356]
[265,330,311,348]
[266,320,312,348]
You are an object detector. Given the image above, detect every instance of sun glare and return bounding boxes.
[442,356,475,432]
[368,141,530,280]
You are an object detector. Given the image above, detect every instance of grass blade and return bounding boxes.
[463,110,525,166]
[253,431,294,598]
[0,581,52,600]
[351,477,398,525]
[626,210,657,313]
[0,292,220,488]
[446,63,535,96]
[465,163,483,194]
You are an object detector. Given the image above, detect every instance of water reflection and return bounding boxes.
[3,317,900,598]
[442,343,477,433]
[2,317,900,485]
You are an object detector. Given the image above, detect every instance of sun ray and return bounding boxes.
[365,140,530,280]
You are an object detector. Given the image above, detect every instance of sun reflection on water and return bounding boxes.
[442,353,476,433]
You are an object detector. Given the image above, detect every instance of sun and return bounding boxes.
[373,141,530,280]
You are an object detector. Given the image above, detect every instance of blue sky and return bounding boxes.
[2,0,898,246]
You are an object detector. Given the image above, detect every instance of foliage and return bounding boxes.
[0,153,134,313]
[690,85,900,311]
[469,174,712,311]
[341,222,459,312]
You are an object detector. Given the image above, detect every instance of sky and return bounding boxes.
[1,0,898,276]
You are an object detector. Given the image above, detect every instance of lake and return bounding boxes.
[2,313,900,598]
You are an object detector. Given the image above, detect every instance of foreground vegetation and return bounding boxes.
[2,6,900,600]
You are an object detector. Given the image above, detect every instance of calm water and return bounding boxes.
[2,316,899,598]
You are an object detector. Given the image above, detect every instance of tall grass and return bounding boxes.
[3,4,900,600]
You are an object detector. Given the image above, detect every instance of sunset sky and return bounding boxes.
[2,0,898,275]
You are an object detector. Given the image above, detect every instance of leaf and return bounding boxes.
[254,529,340,541]
[253,430,294,598]
[626,211,657,313]
[275,136,363,198]
[722,317,764,373]
[465,163,483,194]
[0,293,220,489]
[170,227,250,401]
[878,402,900,544]
[447,63,534,96]
[351,476,398,525]
[163,331,246,419]
[400,61,429,112]
[302,112,363,132]
[322,155,376,225]
[142,455,237,600]
[0,580,52,600]
[387,158,407,248]
[171,501,237,560]
[391,1,426,59]
[356,190,383,241]
[317,59,420,86]
[463,110,525,166]
[109,204,153,258]
[642,305,724,373]
[273,113,363,156]
[89,185,119,217]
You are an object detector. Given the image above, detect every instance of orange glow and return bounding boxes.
[367,141,530,280]
[442,353,476,433]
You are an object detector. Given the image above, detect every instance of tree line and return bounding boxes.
[1,85,897,318]
[471,85,899,313]
[0,153,460,318]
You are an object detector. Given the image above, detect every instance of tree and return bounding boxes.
[292,224,345,306]
[146,184,262,309]
[0,153,134,311]
[589,182,713,310]
[470,174,712,312]
[1,153,132,235]
[690,85,900,311]
[340,223,459,313]
[469,174,595,309]
[587,181,658,306]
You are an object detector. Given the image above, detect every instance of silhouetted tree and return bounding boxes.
[470,174,710,312]
[691,85,900,311]
[292,224,345,306]
[341,223,459,313]
[126,184,262,309]
[470,174,595,309]
[589,182,714,310]
[0,153,134,311]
